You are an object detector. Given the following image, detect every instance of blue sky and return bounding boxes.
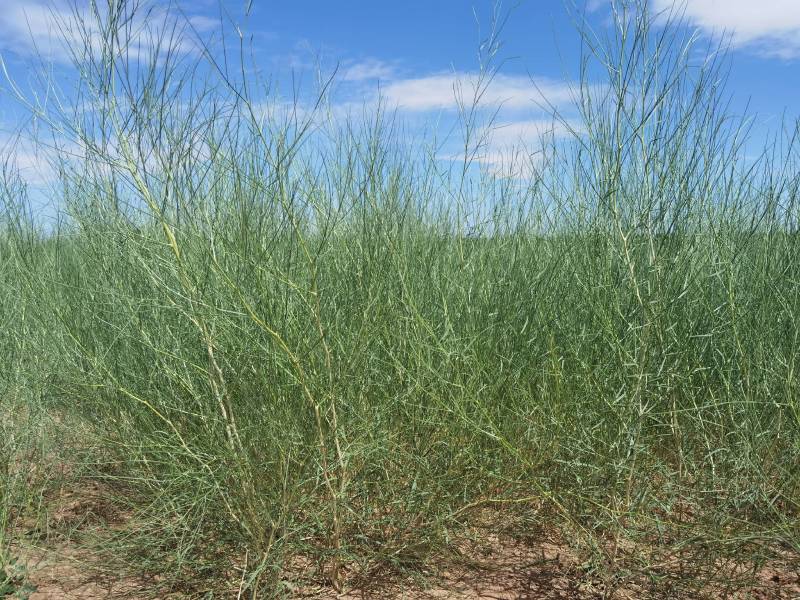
[0,0,799,185]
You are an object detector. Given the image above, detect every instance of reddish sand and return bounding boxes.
[11,481,799,599]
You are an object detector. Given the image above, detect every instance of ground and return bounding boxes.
[14,534,800,599]
[6,480,799,599]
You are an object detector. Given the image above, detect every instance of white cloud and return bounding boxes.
[441,119,577,179]
[380,72,576,112]
[0,0,76,61]
[586,0,609,11]
[654,0,800,59]
[376,73,581,179]
[0,134,57,186]
[488,119,576,146]
[0,0,212,65]
[341,58,396,82]
[187,15,218,33]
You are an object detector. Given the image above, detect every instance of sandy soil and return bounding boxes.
[8,481,799,599]
[18,544,800,600]
[17,536,799,600]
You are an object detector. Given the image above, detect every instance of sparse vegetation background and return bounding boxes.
[1,0,798,597]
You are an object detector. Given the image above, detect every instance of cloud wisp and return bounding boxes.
[0,134,56,187]
[439,118,578,179]
[340,58,397,82]
[380,72,576,112]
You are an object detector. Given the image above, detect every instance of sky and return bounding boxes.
[0,0,799,187]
